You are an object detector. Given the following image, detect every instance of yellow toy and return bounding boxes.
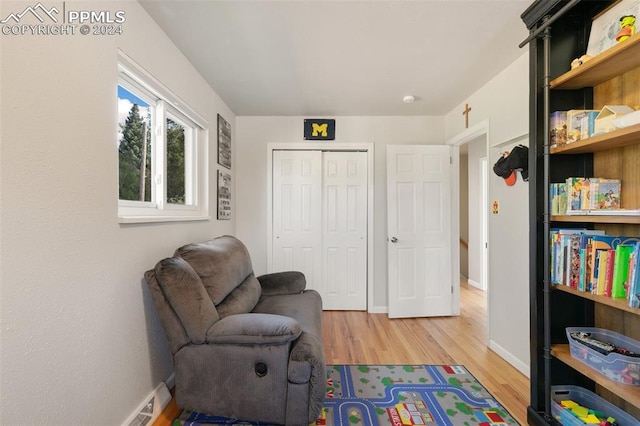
[616,15,636,42]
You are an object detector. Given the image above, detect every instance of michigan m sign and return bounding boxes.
[304,119,335,140]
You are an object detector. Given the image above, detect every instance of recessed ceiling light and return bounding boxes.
[403,95,415,104]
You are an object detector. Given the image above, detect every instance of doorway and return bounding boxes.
[267,143,374,311]
[448,121,490,340]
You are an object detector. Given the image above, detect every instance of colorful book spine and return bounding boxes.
[604,249,616,297]
[592,249,606,295]
[580,179,591,210]
[628,242,640,308]
[612,245,634,298]
[579,247,587,291]
[566,177,585,213]
[596,250,609,296]
[568,236,581,289]
[589,178,599,210]
[557,183,567,215]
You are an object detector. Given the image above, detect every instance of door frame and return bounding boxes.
[447,120,490,322]
[267,143,375,311]
[480,156,488,292]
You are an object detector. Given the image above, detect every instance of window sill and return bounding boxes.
[118,215,211,224]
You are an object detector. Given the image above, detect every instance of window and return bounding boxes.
[117,51,208,222]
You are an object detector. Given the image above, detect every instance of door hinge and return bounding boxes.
[451,285,454,294]
[450,156,453,164]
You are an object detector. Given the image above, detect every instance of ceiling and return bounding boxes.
[140,0,532,117]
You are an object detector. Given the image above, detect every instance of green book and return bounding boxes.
[612,244,634,298]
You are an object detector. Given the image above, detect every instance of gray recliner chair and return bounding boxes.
[144,235,325,425]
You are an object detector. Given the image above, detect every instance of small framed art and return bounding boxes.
[217,114,231,169]
[217,170,231,220]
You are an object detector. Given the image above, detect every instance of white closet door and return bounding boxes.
[272,150,323,290]
[272,150,368,310]
[322,151,368,310]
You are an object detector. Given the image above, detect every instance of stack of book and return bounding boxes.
[549,109,599,147]
[550,230,640,308]
[550,177,635,215]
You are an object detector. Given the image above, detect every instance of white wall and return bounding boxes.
[0,1,235,424]
[445,51,530,375]
[459,154,469,279]
[235,116,444,310]
[467,137,485,289]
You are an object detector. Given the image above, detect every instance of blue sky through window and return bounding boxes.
[118,85,149,108]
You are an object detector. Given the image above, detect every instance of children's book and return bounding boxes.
[567,236,582,289]
[628,242,640,308]
[594,178,621,210]
[579,247,588,291]
[604,249,616,297]
[580,178,591,210]
[612,244,634,298]
[593,249,608,295]
[557,183,567,215]
[566,177,585,213]
[548,183,568,215]
[596,250,609,296]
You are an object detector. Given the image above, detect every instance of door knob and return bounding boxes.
[390,237,398,243]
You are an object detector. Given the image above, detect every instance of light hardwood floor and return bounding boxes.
[154,280,530,425]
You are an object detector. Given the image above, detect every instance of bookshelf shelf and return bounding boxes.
[551,344,640,410]
[550,123,640,155]
[551,215,640,224]
[553,284,640,316]
[550,32,640,90]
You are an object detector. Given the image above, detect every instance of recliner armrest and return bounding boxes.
[205,313,302,345]
[257,271,306,296]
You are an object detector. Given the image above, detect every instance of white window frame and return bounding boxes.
[117,50,209,223]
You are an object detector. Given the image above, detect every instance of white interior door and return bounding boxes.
[272,149,367,310]
[272,150,323,288]
[322,151,367,310]
[387,145,453,318]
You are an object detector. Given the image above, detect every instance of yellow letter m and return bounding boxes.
[311,123,328,137]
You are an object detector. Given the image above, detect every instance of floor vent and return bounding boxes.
[124,379,172,426]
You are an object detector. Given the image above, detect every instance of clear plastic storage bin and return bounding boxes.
[566,327,640,386]
[551,386,639,425]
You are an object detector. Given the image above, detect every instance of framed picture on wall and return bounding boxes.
[217,170,231,220]
[587,0,640,57]
[217,114,231,169]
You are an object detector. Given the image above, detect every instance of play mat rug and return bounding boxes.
[173,364,519,426]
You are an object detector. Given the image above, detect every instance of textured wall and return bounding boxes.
[0,1,234,424]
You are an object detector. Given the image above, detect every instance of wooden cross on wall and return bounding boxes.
[462,103,472,128]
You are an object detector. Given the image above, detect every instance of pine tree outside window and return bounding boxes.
[117,51,208,223]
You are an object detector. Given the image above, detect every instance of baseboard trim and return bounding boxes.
[122,378,173,426]
[489,339,530,378]
[369,305,388,314]
[467,279,483,290]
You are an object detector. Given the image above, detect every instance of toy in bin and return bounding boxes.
[567,329,640,386]
[551,386,639,426]
[557,399,618,425]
